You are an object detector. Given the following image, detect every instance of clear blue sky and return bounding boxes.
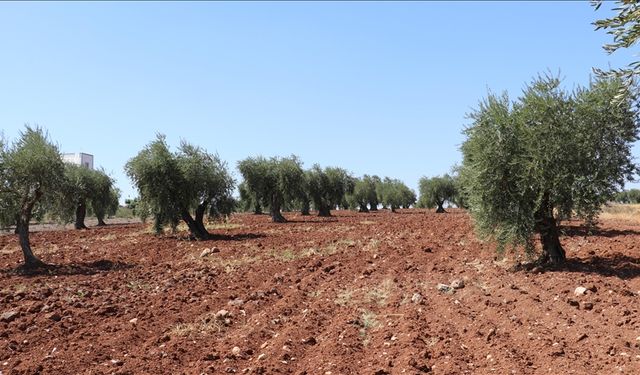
[1,1,637,202]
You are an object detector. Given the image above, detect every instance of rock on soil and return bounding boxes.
[0,310,19,323]
[200,247,220,257]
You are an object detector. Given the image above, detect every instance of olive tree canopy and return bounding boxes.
[460,75,638,265]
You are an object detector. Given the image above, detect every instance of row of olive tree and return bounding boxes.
[125,135,235,240]
[0,126,120,268]
[237,156,419,221]
[613,189,640,204]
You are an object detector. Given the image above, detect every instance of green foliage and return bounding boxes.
[377,177,415,212]
[306,165,355,216]
[460,74,639,261]
[0,126,66,226]
[125,135,234,237]
[614,188,640,203]
[0,126,66,266]
[238,155,305,222]
[593,1,640,85]
[417,174,457,212]
[348,175,379,212]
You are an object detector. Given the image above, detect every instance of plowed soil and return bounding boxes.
[2,209,640,375]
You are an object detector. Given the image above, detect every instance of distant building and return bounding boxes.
[62,152,94,169]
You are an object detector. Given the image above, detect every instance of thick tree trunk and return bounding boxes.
[253,202,262,215]
[270,196,286,223]
[75,202,88,229]
[194,202,209,235]
[435,204,446,213]
[369,201,378,211]
[538,215,566,265]
[359,203,369,213]
[96,217,107,226]
[536,193,566,265]
[318,205,331,217]
[391,206,397,213]
[301,201,310,216]
[181,210,210,240]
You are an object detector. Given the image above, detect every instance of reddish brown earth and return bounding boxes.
[1,209,640,375]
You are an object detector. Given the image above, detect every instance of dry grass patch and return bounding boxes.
[170,312,228,337]
[599,203,640,224]
[0,243,20,255]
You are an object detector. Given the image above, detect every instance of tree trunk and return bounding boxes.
[16,195,46,269]
[253,202,262,215]
[391,206,397,213]
[194,202,210,235]
[538,215,566,265]
[75,202,88,229]
[536,193,566,265]
[318,205,331,217]
[359,203,369,213]
[181,210,210,240]
[301,200,310,216]
[369,201,378,211]
[435,204,446,213]
[270,195,286,223]
[96,217,107,226]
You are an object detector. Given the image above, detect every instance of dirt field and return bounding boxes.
[1,209,640,375]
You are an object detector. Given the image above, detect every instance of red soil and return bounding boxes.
[1,209,640,374]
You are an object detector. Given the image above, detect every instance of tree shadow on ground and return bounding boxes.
[546,254,640,280]
[3,259,135,277]
[561,226,640,238]
[208,233,266,241]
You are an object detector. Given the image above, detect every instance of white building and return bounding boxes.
[62,152,94,169]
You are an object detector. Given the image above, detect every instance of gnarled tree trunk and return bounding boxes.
[194,202,210,236]
[369,200,378,211]
[270,195,286,223]
[535,193,566,265]
[75,202,88,229]
[181,209,210,240]
[301,200,310,216]
[253,202,262,215]
[17,192,46,268]
[318,205,331,217]
[359,203,369,213]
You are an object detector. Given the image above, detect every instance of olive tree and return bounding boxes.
[460,75,639,265]
[377,178,415,212]
[0,126,66,268]
[238,155,305,222]
[62,165,119,229]
[307,165,354,217]
[347,175,379,212]
[125,135,234,239]
[90,171,120,226]
[418,174,457,213]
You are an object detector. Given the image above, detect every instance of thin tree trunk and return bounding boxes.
[17,193,46,269]
[253,202,262,215]
[96,217,107,226]
[75,202,88,229]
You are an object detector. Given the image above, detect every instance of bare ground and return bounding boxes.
[1,209,640,374]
